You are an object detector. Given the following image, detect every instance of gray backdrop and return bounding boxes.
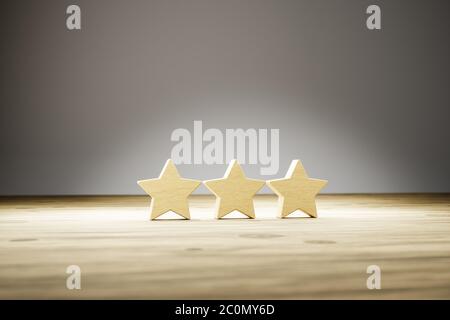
[1,0,449,195]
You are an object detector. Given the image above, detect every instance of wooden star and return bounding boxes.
[267,160,328,218]
[137,159,201,220]
[204,160,265,219]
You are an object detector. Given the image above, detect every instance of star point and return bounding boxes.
[137,159,201,220]
[267,160,327,218]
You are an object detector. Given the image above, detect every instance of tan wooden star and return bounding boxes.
[204,160,265,219]
[137,159,201,220]
[267,160,328,218]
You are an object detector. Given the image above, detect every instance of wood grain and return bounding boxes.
[0,194,449,299]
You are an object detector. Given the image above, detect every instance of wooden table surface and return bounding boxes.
[0,194,449,299]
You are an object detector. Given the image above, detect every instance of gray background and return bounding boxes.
[1,0,449,195]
